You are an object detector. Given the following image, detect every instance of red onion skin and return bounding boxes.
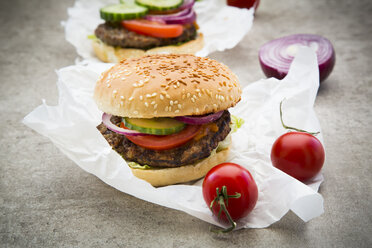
[259,34,336,83]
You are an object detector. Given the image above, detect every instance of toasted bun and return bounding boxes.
[131,146,230,187]
[94,54,242,118]
[92,34,204,63]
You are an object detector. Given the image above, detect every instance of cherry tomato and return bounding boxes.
[271,132,325,182]
[121,123,201,150]
[203,163,258,232]
[227,0,260,10]
[122,20,184,38]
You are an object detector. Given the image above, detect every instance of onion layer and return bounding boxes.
[179,0,195,10]
[175,111,224,125]
[102,113,149,136]
[259,34,335,82]
[145,8,196,25]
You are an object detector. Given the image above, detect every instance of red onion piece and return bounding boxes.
[145,8,196,25]
[102,113,149,136]
[175,111,224,125]
[259,34,335,82]
[179,0,195,10]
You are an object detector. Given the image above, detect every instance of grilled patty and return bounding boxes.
[97,111,231,168]
[94,22,197,50]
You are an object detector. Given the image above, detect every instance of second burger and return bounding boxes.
[91,0,204,62]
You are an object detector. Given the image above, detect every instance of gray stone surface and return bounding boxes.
[1,0,371,247]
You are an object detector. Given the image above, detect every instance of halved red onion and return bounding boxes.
[259,34,335,82]
[102,113,149,136]
[145,8,196,25]
[175,111,224,125]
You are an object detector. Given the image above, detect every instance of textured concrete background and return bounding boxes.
[1,0,371,247]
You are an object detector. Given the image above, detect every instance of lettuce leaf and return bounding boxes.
[231,115,245,133]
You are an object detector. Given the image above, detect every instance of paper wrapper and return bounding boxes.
[63,0,254,61]
[23,48,324,229]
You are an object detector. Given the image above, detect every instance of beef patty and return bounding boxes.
[95,22,197,50]
[97,111,231,168]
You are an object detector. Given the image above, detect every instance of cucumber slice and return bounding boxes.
[123,117,186,135]
[100,3,148,22]
[135,0,183,11]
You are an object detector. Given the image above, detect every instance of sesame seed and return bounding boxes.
[107,83,111,88]
[151,101,156,105]
[144,102,149,107]
[120,96,125,99]
[154,104,158,109]
[129,96,134,101]
[178,104,182,109]
[191,98,195,103]
[113,90,118,95]
[166,94,171,99]
[160,95,164,100]
[152,93,157,97]
[187,93,191,98]
[175,110,180,114]
[170,100,174,106]
[139,95,143,100]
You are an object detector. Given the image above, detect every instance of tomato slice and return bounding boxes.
[122,20,184,38]
[121,123,201,150]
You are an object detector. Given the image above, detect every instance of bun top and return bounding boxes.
[94,54,241,118]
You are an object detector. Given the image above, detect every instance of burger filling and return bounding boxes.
[95,22,197,50]
[97,111,231,168]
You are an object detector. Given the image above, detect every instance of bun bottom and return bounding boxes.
[130,146,230,187]
[92,34,204,63]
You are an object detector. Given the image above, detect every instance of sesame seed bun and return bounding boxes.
[94,54,242,118]
[131,145,230,187]
[92,34,204,63]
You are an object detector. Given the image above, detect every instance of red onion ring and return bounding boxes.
[145,8,196,25]
[259,34,335,82]
[175,111,224,125]
[102,113,149,136]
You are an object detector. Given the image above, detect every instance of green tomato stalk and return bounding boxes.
[209,186,241,233]
[280,99,319,135]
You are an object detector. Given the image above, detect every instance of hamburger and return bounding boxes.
[91,0,204,62]
[94,54,242,186]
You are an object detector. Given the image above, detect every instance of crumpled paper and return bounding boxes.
[23,47,324,229]
[63,0,254,61]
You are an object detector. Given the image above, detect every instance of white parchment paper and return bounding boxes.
[63,0,254,61]
[23,47,324,229]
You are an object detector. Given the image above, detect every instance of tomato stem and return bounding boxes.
[209,186,241,233]
[280,99,320,135]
